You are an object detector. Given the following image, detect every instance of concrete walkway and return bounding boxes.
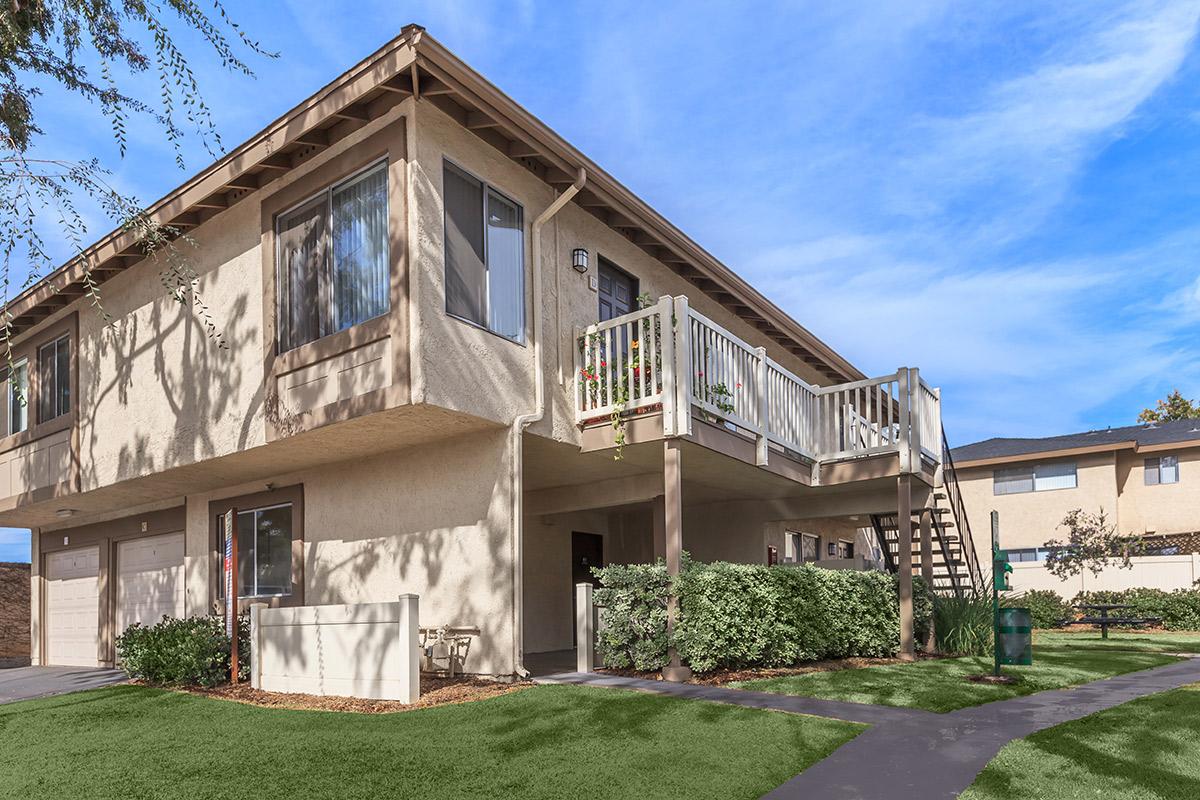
[0,666,126,704]
[538,656,1200,800]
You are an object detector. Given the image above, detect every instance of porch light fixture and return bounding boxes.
[55,508,75,519]
[572,247,589,274]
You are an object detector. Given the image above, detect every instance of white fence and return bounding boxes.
[1008,555,1200,595]
[250,595,420,702]
[576,295,941,469]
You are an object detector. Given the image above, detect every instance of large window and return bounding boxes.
[1145,455,1179,485]
[217,504,293,597]
[37,334,70,422]
[6,359,27,435]
[276,162,389,352]
[442,161,525,342]
[993,461,1077,495]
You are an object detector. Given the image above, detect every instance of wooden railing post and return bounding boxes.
[672,296,692,437]
[897,367,911,474]
[909,367,922,471]
[755,346,768,465]
[657,295,677,436]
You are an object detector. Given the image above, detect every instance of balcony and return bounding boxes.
[574,296,942,481]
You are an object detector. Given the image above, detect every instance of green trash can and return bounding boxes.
[998,607,1033,666]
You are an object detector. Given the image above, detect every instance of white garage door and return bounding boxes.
[45,547,100,667]
[117,532,185,635]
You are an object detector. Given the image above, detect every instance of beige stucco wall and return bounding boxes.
[408,100,833,449]
[957,452,1118,551]
[1115,446,1200,535]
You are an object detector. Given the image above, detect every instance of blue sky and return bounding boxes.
[4,1,1200,560]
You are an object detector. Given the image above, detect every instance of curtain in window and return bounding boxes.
[1033,461,1076,491]
[277,197,326,351]
[486,190,524,341]
[1161,455,1179,483]
[993,467,1034,495]
[331,166,389,331]
[443,164,487,326]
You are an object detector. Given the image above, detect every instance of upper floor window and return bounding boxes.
[37,334,70,422]
[442,161,525,343]
[993,461,1077,495]
[6,359,27,435]
[276,162,389,352]
[1145,455,1179,485]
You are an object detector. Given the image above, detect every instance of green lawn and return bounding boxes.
[734,645,1181,713]
[1033,630,1200,654]
[0,684,861,800]
[961,683,1200,800]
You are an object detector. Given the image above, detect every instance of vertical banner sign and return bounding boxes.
[224,508,239,683]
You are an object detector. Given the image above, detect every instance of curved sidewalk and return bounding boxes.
[538,655,1200,800]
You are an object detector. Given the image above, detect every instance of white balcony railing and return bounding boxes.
[575,296,941,470]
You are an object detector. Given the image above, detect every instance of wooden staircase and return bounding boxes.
[870,427,984,595]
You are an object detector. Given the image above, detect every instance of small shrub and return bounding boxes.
[933,590,993,656]
[1013,589,1071,629]
[592,561,671,671]
[116,613,250,687]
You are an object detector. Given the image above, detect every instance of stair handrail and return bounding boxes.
[939,426,984,592]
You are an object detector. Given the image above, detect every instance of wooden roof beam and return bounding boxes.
[333,103,372,122]
[507,140,542,159]
[466,111,499,130]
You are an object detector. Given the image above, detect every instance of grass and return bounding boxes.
[734,644,1181,713]
[961,682,1200,800]
[1033,629,1200,654]
[0,684,861,800]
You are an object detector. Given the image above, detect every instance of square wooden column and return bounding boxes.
[652,495,667,561]
[662,440,691,682]
[919,508,935,652]
[897,474,915,660]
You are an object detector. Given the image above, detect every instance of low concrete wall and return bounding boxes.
[0,562,30,668]
[1009,553,1200,596]
[250,596,419,702]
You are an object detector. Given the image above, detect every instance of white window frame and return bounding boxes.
[217,502,294,599]
[6,358,27,436]
[1144,455,1179,486]
[441,158,527,344]
[994,461,1077,495]
[274,159,390,352]
[37,334,70,422]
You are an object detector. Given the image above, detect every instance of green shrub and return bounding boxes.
[933,590,993,656]
[116,613,250,687]
[1012,589,1071,629]
[1074,588,1200,631]
[592,561,672,670]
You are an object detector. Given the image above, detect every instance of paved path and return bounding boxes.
[0,666,126,704]
[539,656,1200,800]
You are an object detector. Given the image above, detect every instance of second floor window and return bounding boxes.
[7,359,27,435]
[1145,455,1179,485]
[37,335,70,422]
[993,460,1077,495]
[276,162,389,352]
[443,161,525,343]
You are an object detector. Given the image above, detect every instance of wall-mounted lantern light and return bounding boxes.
[572,247,589,274]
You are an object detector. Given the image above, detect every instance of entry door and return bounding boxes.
[116,532,186,636]
[598,259,637,322]
[44,547,100,667]
[571,533,604,646]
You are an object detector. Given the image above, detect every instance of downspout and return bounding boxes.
[511,166,586,677]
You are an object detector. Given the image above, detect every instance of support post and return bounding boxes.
[672,296,692,437]
[658,295,677,435]
[755,346,769,466]
[249,602,268,690]
[897,474,915,660]
[575,582,594,673]
[896,367,911,474]
[919,509,935,652]
[662,440,691,682]
[652,495,667,561]
[398,593,420,704]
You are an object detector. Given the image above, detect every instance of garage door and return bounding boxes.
[116,532,185,635]
[45,547,100,667]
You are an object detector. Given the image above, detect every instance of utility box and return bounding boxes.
[998,607,1033,666]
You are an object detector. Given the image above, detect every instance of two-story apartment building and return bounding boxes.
[953,418,1200,594]
[6,26,973,678]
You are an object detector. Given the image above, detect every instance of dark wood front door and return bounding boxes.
[598,258,637,321]
[571,532,604,646]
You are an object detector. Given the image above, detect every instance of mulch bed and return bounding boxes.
[171,675,529,714]
[598,653,947,686]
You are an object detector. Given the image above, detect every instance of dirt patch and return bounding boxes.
[967,674,1020,685]
[597,653,948,686]
[172,675,529,714]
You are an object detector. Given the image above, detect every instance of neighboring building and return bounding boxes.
[4,26,976,675]
[0,562,31,667]
[953,418,1200,594]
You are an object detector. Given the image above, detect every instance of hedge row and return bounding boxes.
[1009,587,1200,631]
[592,559,932,673]
[115,614,250,687]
